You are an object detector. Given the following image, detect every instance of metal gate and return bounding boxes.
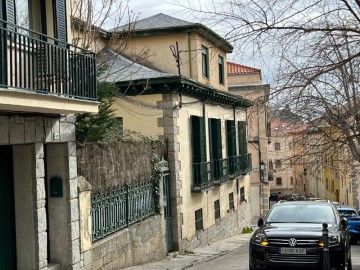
[0,146,17,269]
[161,160,173,252]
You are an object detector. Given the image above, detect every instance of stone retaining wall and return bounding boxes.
[179,202,251,251]
[81,215,166,270]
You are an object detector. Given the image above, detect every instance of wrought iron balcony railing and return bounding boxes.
[213,158,230,185]
[228,155,242,176]
[192,161,214,192]
[0,20,96,101]
[241,153,252,174]
[228,154,252,176]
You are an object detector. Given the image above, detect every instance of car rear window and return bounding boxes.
[267,204,336,224]
[338,209,358,218]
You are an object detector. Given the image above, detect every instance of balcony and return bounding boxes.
[241,153,252,174]
[0,20,98,114]
[229,155,242,176]
[213,158,231,185]
[192,161,214,192]
[228,154,252,176]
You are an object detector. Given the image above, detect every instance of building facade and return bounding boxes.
[99,13,253,251]
[227,62,271,220]
[0,0,98,269]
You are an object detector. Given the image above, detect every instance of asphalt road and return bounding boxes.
[188,242,360,270]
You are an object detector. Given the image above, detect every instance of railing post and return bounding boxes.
[126,184,129,227]
[322,223,330,270]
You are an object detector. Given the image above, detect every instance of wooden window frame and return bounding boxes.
[195,208,203,232]
[275,142,280,150]
[218,55,224,84]
[201,46,209,79]
[229,192,235,210]
[214,200,220,221]
[240,186,246,202]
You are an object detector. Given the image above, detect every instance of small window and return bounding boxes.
[195,208,203,232]
[290,176,293,185]
[240,186,246,202]
[202,46,209,79]
[229,192,235,210]
[275,143,280,150]
[276,177,282,185]
[116,117,124,136]
[214,200,220,221]
[218,56,224,84]
[275,160,282,168]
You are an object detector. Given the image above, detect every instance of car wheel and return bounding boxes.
[249,261,255,270]
[347,254,352,270]
[337,253,352,270]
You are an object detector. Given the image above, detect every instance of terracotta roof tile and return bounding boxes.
[227,62,261,74]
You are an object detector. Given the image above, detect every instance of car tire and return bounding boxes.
[337,253,352,270]
[347,254,352,270]
[249,261,254,270]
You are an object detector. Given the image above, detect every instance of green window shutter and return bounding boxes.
[215,119,222,159]
[226,120,236,157]
[54,0,68,46]
[0,1,3,22]
[238,121,248,155]
[199,116,206,162]
[5,0,15,31]
[191,116,206,163]
[209,118,222,160]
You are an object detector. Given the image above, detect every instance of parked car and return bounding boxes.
[337,206,360,243]
[269,192,278,201]
[297,195,308,201]
[333,202,341,209]
[249,200,351,270]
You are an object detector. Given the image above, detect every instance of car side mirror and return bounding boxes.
[258,218,264,227]
[340,218,348,229]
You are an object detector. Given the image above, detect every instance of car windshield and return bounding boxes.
[338,209,358,218]
[267,204,336,224]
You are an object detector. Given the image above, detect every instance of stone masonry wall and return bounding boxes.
[158,93,182,250]
[0,114,79,270]
[179,202,252,251]
[82,215,166,270]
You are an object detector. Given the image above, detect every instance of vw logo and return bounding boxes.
[288,238,297,247]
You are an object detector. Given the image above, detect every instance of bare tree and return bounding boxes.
[186,0,360,163]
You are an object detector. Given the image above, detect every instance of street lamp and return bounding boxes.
[260,160,266,182]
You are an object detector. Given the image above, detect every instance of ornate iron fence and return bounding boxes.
[91,180,156,241]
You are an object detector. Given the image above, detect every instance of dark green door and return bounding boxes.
[163,170,173,252]
[0,146,17,269]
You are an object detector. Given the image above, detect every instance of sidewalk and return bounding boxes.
[124,232,253,270]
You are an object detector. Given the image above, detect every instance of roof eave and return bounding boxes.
[111,24,233,53]
[116,76,252,108]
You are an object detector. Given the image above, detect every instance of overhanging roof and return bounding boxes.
[116,75,253,108]
[98,49,252,108]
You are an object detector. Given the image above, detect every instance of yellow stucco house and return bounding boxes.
[0,0,98,269]
[227,62,271,220]
[98,13,253,252]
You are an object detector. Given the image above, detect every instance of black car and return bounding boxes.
[249,200,351,270]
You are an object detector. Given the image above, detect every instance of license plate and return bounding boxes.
[280,248,306,254]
